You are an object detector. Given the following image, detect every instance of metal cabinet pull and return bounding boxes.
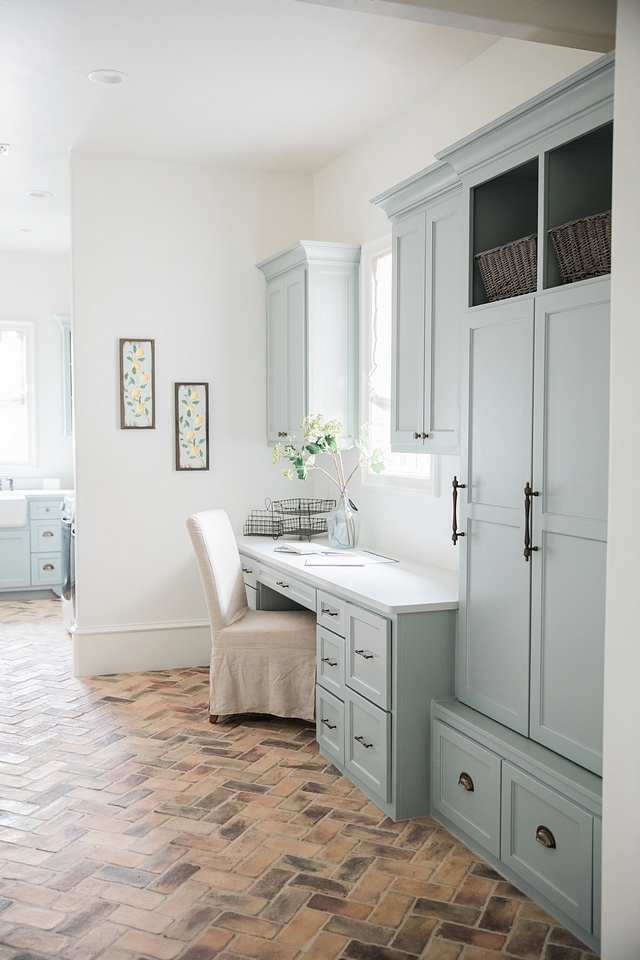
[242,566,252,575]
[278,431,287,437]
[321,605,338,618]
[458,772,474,792]
[452,477,466,545]
[321,657,338,667]
[321,718,337,730]
[524,482,540,561]
[42,530,54,537]
[354,649,374,660]
[412,431,429,440]
[43,564,55,571]
[535,825,556,849]
[354,735,373,748]
[276,581,290,589]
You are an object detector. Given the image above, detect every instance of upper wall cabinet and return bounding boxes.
[373,164,463,456]
[257,241,360,446]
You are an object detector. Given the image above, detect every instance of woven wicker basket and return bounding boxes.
[548,209,611,284]
[474,233,537,302]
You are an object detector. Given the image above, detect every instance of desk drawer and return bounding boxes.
[432,720,501,858]
[239,554,257,589]
[317,626,344,697]
[30,519,61,553]
[501,761,593,930]
[258,564,316,611]
[316,685,344,765]
[346,603,391,710]
[317,591,346,637]
[345,689,391,803]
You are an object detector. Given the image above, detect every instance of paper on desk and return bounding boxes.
[305,551,396,566]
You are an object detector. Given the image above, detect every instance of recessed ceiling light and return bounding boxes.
[88,69,128,84]
[0,144,9,156]
[25,190,52,198]
[19,228,33,233]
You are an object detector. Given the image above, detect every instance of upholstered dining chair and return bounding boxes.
[187,509,316,723]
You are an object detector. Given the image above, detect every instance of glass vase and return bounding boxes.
[326,491,360,550]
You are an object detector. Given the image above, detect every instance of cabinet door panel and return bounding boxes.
[0,529,31,588]
[266,278,287,443]
[530,281,609,773]
[427,197,461,453]
[458,299,534,735]
[391,211,426,447]
[285,268,306,436]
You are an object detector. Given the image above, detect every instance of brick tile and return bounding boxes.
[349,870,393,905]
[391,915,438,954]
[436,922,506,949]
[225,934,298,960]
[369,892,413,928]
[262,888,310,923]
[324,915,394,945]
[2,902,66,930]
[307,894,372,919]
[297,931,347,960]
[290,873,350,897]
[413,898,480,925]
[179,927,234,960]
[276,906,326,946]
[249,867,294,899]
[454,875,494,907]
[506,920,550,958]
[110,903,172,933]
[478,895,520,932]
[422,941,463,960]
[342,942,420,960]
[214,911,281,939]
[116,928,184,959]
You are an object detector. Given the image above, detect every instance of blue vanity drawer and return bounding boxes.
[30,519,61,553]
[317,591,346,637]
[317,626,344,697]
[31,553,62,586]
[29,499,62,520]
[432,719,501,858]
[501,761,593,930]
[345,688,391,803]
[316,685,344,765]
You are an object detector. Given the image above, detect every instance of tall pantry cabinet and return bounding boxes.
[375,53,614,951]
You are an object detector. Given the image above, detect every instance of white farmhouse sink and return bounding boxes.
[0,492,28,528]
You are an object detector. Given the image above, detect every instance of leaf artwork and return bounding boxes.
[120,340,154,428]
[176,384,208,469]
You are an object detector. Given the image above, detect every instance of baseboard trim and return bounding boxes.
[73,618,211,677]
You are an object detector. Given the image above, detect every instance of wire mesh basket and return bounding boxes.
[243,498,335,540]
[474,233,538,302]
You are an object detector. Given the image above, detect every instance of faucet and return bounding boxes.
[0,476,14,491]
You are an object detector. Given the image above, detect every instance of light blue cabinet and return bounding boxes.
[0,529,31,589]
[374,165,462,455]
[257,241,360,444]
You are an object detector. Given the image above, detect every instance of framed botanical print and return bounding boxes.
[120,339,155,428]
[175,383,209,470]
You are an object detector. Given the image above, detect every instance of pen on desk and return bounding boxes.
[362,549,399,562]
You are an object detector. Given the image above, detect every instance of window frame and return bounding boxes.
[0,319,36,467]
[359,237,437,495]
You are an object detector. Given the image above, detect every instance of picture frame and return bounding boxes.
[175,382,209,470]
[119,339,155,429]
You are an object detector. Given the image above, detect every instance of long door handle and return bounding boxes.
[524,482,539,561]
[452,477,466,545]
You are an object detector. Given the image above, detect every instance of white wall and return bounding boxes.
[312,37,599,568]
[0,251,73,486]
[601,2,640,954]
[71,153,313,673]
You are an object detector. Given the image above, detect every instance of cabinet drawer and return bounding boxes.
[317,626,344,697]
[501,761,593,930]
[29,499,62,520]
[258,564,316,611]
[31,553,62,586]
[345,603,391,710]
[30,519,61,553]
[345,688,391,803]
[317,591,346,637]
[432,720,501,858]
[239,554,257,589]
[316,685,344,765]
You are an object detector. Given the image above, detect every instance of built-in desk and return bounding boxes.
[237,537,458,820]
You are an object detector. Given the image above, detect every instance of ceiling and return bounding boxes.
[0,0,499,253]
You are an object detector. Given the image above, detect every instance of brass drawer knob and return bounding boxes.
[536,825,556,849]
[458,772,474,792]
[278,431,287,437]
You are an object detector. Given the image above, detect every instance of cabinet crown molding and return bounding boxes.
[437,51,614,182]
[257,240,361,281]
[371,160,460,221]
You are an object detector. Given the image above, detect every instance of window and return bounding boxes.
[0,321,35,465]
[363,242,432,485]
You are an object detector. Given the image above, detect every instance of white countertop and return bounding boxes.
[0,489,73,498]
[237,537,458,616]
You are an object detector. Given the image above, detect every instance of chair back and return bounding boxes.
[187,509,248,633]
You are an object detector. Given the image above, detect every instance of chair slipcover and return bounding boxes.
[187,509,316,721]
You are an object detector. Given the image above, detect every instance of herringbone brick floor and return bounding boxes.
[0,600,598,960]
